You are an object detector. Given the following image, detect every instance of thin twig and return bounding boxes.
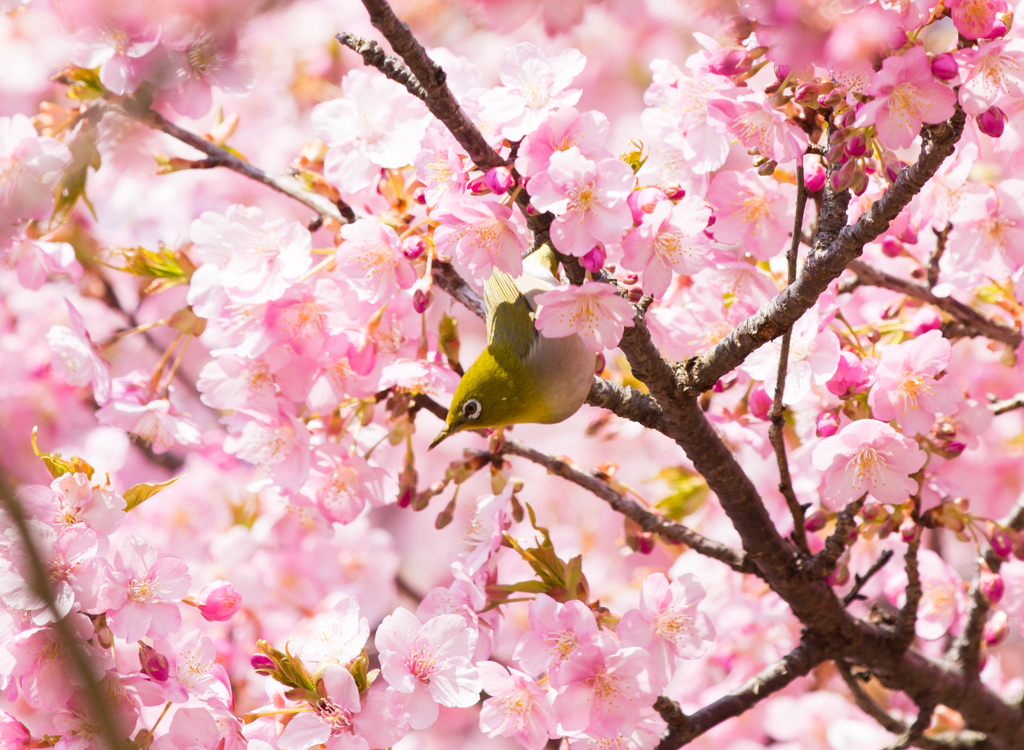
[894,530,923,652]
[991,394,1024,415]
[337,33,428,102]
[927,224,950,288]
[104,96,353,224]
[843,549,895,606]
[0,468,123,750]
[808,497,865,578]
[769,162,809,555]
[888,700,938,750]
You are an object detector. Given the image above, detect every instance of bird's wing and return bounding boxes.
[484,268,538,361]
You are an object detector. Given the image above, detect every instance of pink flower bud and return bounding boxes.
[594,352,606,374]
[774,63,791,80]
[724,15,754,41]
[804,165,827,192]
[862,501,884,521]
[621,272,639,285]
[413,288,433,313]
[991,527,1014,559]
[881,236,904,258]
[980,569,1005,604]
[977,106,1007,138]
[816,410,840,438]
[900,517,919,542]
[827,563,850,587]
[403,236,427,259]
[845,134,867,158]
[466,175,488,194]
[942,440,967,457]
[626,187,669,224]
[198,580,242,622]
[140,643,170,681]
[397,486,413,508]
[910,307,942,337]
[251,654,276,675]
[748,384,773,421]
[984,609,1009,645]
[805,509,828,532]
[826,350,870,397]
[413,187,427,205]
[985,19,1009,39]
[818,89,844,108]
[580,245,607,272]
[484,166,514,194]
[931,53,959,80]
[663,184,686,200]
[708,46,753,77]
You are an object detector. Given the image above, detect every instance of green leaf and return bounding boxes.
[124,476,181,512]
[57,66,107,101]
[653,467,708,521]
[31,426,94,480]
[51,120,100,226]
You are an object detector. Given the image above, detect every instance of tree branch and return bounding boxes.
[841,260,1020,349]
[336,32,429,102]
[655,640,827,750]
[894,531,923,653]
[357,0,506,171]
[104,96,354,224]
[843,549,895,606]
[808,497,865,578]
[990,394,1024,416]
[927,224,950,288]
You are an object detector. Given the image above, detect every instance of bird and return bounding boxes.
[429,247,597,449]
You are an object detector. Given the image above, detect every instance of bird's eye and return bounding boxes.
[462,398,481,420]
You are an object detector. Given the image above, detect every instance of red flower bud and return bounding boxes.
[804,166,827,192]
[900,517,919,542]
[805,509,828,533]
[251,654,276,675]
[197,580,242,622]
[991,527,1014,559]
[580,245,606,272]
[484,166,514,194]
[816,410,840,438]
[980,568,1005,604]
[708,46,753,77]
[931,53,959,80]
[140,643,170,681]
[985,609,1009,645]
[881,236,904,258]
[403,236,427,259]
[748,384,773,421]
[977,107,1007,138]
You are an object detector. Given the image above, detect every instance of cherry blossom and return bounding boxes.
[301,446,389,526]
[528,147,635,257]
[534,281,635,351]
[957,39,1024,116]
[478,43,586,141]
[515,107,612,178]
[707,95,809,164]
[706,170,795,260]
[0,114,71,245]
[161,28,254,118]
[478,662,557,750]
[46,300,111,406]
[854,46,957,150]
[333,220,416,305]
[71,23,160,95]
[433,196,528,280]
[868,330,963,436]
[742,308,840,405]
[95,385,202,456]
[8,615,97,710]
[513,594,601,685]
[620,195,712,298]
[812,420,928,508]
[1,237,81,291]
[884,549,966,640]
[947,0,1007,40]
[19,471,125,536]
[151,707,222,750]
[375,608,482,729]
[295,595,369,668]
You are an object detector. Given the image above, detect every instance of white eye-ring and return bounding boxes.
[463,398,481,420]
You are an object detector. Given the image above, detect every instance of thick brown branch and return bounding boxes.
[680,106,968,395]
[808,497,865,578]
[106,97,354,224]
[497,439,756,575]
[842,260,1020,349]
[656,640,826,750]
[357,0,505,171]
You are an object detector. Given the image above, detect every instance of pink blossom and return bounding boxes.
[616,573,715,688]
[945,181,1024,276]
[301,446,389,526]
[414,132,470,207]
[620,196,712,298]
[0,712,31,750]
[854,46,957,150]
[0,114,71,245]
[47,299,111,405]
[1,237,81,291]
[375,608,482,729]
[552,636,654,739]
[529,148,635,257]
[884,549,966,640]
[947,0,1007,40]
[223,404,311,491]
[196,347,291,412]
[812,420,928,508]
[334,219,416,305]
[418,574,498,661]
[95,378,202,456]
[8,613,95,709]
[433,196,528,280]
[707,95,808,164]
[313,69,432,195]
[263,281,346,361]
[915,142,977,232]
[868,330,962,436]
[534,282,635,352]
[196,580,242,622]
[478,661,556,750]
[294,595,369,669]
[706,170,795,260]
[188,205,313,313]
[956,39,1024,115]
[152,707,222,750]
[460,484,513,575]
[20,471,125,536]
[513,594,600,685]
[827,350,874,397]
[478,43,586,141]
[161,29,254,119]
[72,24,160,95]
[742,308,840,405]
[515,107,612,178]
[100,535,191,643]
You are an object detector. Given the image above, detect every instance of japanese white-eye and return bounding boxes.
[430,247,597,449]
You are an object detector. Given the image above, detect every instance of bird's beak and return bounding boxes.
[428,427,452,451]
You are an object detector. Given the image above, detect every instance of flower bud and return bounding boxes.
[484,166,514,194]
[910,307,942,337]
[836,106,860,129]
[197,580,242,622]
[816,410,840,438]
[627,187,669,224]
[804,165,827,192]
[627,287,644,303]
[880,236,903,258]
[991,527,1014,559]
[977,106,1007,138]
[931,53,959,80]
[850,167,868,196]
[466,175,488,194]
[954,496,970,512]
[805,509,828,532]
[140,643,170,681]
[794,82,819,106]
[621,272,639,285]
[412,288,433,313]
[757,159,778,176]
[827,563,850,587]
[724,15,754,41]
[413,187,427,204]
[818,89,844,108]
[251,653,276,675]
[938,440,966,458]
[984,609,1009,645]
[594,352,606,374]
[862,502,884,521]
[403,236,427,260]
[748,384,773,421]
[900,517,919,542]
[708,46,753,77]
[831,160,856,191]
[581,245,607,272]
[774,63,791,80]
[985,19,1008,39]
[845,134,867,158]
[980,568,1005,604]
